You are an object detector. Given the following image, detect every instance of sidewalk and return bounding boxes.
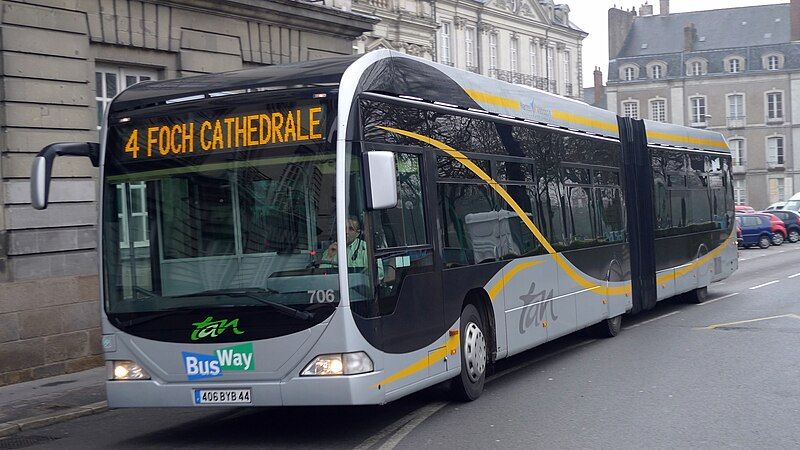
[0,367,108,438]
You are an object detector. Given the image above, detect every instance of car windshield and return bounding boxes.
[101,98,352,316]
[784,200,800,211]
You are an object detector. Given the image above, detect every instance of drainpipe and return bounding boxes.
[431,0,438,62]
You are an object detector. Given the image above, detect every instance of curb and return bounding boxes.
[0,401,108,439]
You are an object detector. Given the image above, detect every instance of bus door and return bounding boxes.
[618,117,657,313]
[367,149,447,380]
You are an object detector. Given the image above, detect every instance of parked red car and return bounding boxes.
[735,205,756,214]
[755,212,786,245]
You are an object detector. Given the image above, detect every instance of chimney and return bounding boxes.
[639,3,654,16]
[792,0,800,41]
[684,23,697,52]
[660,0,669,15]
[608,7,636,59]
[593,67,604,106]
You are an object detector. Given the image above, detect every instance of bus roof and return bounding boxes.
[111,50,729,154]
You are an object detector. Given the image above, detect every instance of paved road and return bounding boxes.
[4,245,800,449]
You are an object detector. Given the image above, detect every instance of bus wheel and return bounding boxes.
[686,286,708,304]
[590,315,622,338]
[450,304,487,401]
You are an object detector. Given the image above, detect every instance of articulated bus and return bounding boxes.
[31,50,737,406]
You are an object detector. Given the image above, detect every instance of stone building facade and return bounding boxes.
[606,0,800,209]
[352,0,586,99]
[0,0,374,386]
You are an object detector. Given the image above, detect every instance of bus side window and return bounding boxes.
[439,184,496,266]
[372,153,428,250]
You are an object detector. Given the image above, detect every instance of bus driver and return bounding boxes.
[322,217,384,278]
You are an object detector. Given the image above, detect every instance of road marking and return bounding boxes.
[749,280,780,290]
[623,310,680,329]
[374,402,448,450]
[788,272,800,279]
[703,314,800,330]
[697,292,739,306]
[355,338,599,450]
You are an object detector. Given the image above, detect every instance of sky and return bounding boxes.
[567,0,789,88]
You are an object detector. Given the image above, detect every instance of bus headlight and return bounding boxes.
[109,360,150,380]
[301,352,374,376]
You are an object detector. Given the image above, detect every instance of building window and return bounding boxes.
[529,41,537,75]
[729,139,745,166]
[649,99,666,122]
[489,33,498,72]
[728,94,744,118]
[690,96,707,126]
[651,64,663,79]
[116,182,150,248]
[510,37,519,73]
[546,46,554,81]
[440,22,452,65]
[465,27,476,68]
[622,100,639,119]
[728,58,741,73]
[776,178,786,202]
[767,92,783,122]
[691,61,702,76]
[95,66,156,128]
[767,55,780,70]
[734,179,747,205]
[767,136,784,166]
[563,51,571,84]
[624,66,635,81]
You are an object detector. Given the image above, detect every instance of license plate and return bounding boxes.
[194,389,251,405]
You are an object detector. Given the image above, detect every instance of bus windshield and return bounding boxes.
[101,98,347,321]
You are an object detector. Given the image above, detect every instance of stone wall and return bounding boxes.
[0,0,374,386]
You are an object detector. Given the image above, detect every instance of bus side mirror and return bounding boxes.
[363,151,398,210]
[31,142,100,210]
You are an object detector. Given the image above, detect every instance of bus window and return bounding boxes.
[596,187,625,242]
[496,161,534,183]
[498,184,540,258]
[651,149,671,232]
[437,155,490,180]
[160,174,236,259]
[439,184,496,266]
[566,186,596,246]
[373,153,427,249]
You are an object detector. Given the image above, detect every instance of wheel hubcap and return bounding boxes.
[791,232,799,242]
[463,322,486,382]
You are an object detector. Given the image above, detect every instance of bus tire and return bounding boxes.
[686,286,708,304]
[450,304,487,402]
[590,315,622,338]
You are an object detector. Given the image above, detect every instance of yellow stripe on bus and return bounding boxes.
[373,333,460,389]
[488,261,543,301]
[551,110,620,133]
[464,89,521,110]
[646,131,729,150]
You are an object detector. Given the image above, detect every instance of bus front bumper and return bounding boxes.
[106,372,386,407]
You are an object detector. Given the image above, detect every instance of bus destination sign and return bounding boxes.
[119,104,326,160]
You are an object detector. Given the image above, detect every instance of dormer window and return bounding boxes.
[729,59,740,73]
[625,67,635,81]
[652,65,662,79]
[763,53,784,71]
[686,58,708,77]
[767,55,779,70]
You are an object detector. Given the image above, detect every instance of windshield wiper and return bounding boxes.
[174,288,313,321]
[114,305,212,328]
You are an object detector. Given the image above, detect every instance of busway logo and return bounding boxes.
[182,343,255,380]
